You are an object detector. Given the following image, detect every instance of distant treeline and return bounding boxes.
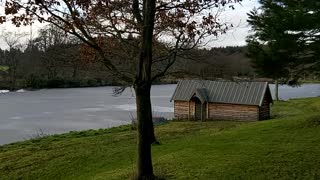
[0,45,253,90]
[0,26,253,90]
[0,25,318,90]
[0,26,118,90]
[167,46,255,82]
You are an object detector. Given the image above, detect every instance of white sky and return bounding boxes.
[208,0,260,47]
[0,0,259,49]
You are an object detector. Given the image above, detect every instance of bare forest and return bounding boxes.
[0,26,256,90]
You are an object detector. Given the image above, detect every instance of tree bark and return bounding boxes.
[275,79,279,101]
[134,82,154,179]
[134,0,157,179]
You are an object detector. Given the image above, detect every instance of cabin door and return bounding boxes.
[194,98,202,120]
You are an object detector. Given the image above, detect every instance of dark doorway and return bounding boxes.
[192,97,202,120]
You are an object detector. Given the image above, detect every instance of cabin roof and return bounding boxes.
[170,80,273,106]
[190,88,208,104]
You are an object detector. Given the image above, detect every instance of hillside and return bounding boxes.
[1,97,320,179]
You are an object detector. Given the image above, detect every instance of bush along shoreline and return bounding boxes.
[0,77,180,91]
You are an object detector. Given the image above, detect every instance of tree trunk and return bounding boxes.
[11,72,16,91]
[72,65,78,80]
[134,82,154,179]
[275,79,279,101]
[8,67,16,91]
[136,0,157,145]
[134,0,157,179]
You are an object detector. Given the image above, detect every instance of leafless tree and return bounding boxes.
[1,31,26,90]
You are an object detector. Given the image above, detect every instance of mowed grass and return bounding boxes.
[1,97,320,179]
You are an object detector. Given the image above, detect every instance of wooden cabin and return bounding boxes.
[171,80,273,121]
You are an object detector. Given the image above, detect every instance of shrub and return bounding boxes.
[25,74,47,89]
[87,79,98,87]
[47,78,66,88]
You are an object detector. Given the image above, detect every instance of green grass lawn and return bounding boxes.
[1,97,320,179]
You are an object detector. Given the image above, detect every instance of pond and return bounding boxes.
[0,83,319,145]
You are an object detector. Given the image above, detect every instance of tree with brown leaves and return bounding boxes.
[2,0,241,179]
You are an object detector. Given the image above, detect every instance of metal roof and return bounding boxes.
[170,80,272,106]
[190,88,208,104]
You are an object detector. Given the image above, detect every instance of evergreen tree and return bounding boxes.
[247,0,320,100]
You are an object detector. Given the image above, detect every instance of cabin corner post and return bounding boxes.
[206,102,209,120]
[188,101,190,120]
[201,103,203,121]
[174,101,177,120]
[257,106,260,121]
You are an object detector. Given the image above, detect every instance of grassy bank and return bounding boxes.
[300,80,320,84]
[1,97,320,179]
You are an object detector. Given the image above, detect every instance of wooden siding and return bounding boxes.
[174,100,200,120]
[208,103,259,121]
[259,94,270,120]
[175,101,263,121]
[174,101,189,119]
[190,101,195,119]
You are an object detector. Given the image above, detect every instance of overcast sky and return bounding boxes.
[0,0,259,49]
[209,0,260,47]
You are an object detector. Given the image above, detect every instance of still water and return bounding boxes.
[0,84,319,145]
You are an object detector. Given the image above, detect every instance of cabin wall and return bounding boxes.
[175,101,262,121]
[174,100,196,119]
[208,103,259,121]
[259,95,270,120]
[174,101,189,119]
[174,101,196,119]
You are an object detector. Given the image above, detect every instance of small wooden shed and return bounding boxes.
[170,80,273,121]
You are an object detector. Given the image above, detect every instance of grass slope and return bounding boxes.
[1,97,320,179]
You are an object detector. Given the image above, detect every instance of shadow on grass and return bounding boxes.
[302,115,320,128]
